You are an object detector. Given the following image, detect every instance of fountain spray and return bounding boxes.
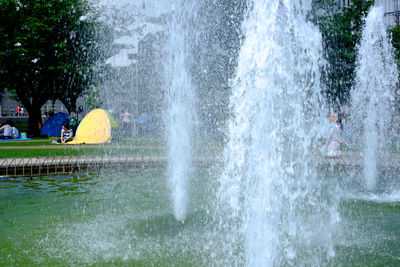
[351,5,398,191]
[164,1,198,222]
[214,0,339,265]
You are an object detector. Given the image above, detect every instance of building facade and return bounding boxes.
[337,0,400,26]
[382,0,400,26]
[0,92,67,118]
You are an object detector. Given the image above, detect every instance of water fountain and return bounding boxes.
[214,0,339,265]
[2,1,400,266]
[350,4,398,191]
[98,0,197,221]
[164,1,198,222]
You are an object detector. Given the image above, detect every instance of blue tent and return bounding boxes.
[137,113,162,134]
[137,113,149,124]
[40,112,69,137]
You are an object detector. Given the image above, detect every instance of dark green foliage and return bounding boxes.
[388,25,400,111]
[0,0,103,135]
[389,25,400,65]
[312,0,374,108]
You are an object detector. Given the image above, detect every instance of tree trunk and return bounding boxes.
[61,99,75,115]
[27,106,42,136]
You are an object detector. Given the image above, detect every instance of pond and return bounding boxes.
[1,169,399,266]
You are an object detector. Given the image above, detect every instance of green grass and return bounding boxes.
[0,140,53,146]
[0,137,167,158]
[0,135,223,159]
[0,148,98,158]
[0,147,165,159]
[0,136,164,146]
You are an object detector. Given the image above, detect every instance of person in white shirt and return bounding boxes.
[11,126,19,139]
[0,123,13,139]
[326,112,343,157]
[56,121,73,144]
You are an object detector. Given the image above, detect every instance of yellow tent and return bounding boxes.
[105,110,119,128]
[68,109,113,144]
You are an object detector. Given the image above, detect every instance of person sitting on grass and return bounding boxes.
[56,121,73,144]
[0,122,13,139]
[11,126,19,139]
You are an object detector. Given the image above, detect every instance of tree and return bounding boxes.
[0,0,102,135]
[55,11,112,114]
[388,25,400,110]
[312,0,374,108]
[389,25,400,65]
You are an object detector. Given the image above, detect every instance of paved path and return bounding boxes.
[0,145,165,150]
[0,154,215,177]
[0,150,399,177]
[317,151,400,169]
[0,144,222,150]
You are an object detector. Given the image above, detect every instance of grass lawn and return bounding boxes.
[0,140,54,146]
[0,137,166,158]
[0,148,165,158]
[0,136,223,159]
[0,136,165,146]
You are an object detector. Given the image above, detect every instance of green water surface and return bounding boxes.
[1,170,399,266]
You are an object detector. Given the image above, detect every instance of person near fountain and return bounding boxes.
[337,115,350,144]
[121,110,132,136]
[55,121,73,144]
[326,112,343,157]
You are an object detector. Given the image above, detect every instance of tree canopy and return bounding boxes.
[389,25,400,65]
[312,0,375,108]
[0,0,103,135]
